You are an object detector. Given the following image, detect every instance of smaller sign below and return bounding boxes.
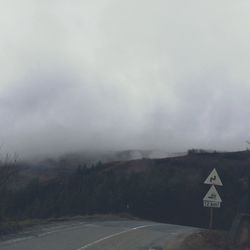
[203,200,221,208]
[203,185,222,202]
[204,168,223,186]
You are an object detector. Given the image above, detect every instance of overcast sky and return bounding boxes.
[1,0,250,158]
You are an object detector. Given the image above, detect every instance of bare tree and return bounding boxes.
[0,151,19,221]
[0,152,19,191]
[246,141,250,151]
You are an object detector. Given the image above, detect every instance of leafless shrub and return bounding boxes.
[0,152,19,191]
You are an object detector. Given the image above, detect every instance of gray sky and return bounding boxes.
[1,0,250,158]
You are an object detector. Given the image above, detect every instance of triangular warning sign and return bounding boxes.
[204,168,223,186]
[203,185,222,202]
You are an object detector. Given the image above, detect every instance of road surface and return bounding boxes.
[0,219,196,250]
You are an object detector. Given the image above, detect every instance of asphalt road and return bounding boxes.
[0,219,195,250]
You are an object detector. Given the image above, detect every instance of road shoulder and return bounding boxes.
[165,230,198,250]
[174,229,227,250]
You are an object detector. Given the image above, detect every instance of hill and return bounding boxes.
[1,150,250,230]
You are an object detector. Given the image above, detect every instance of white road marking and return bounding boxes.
[83,224,99,228]
[76,224,157,250]
[38,222,88,237]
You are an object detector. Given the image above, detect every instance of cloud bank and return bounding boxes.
[1,0,250,158]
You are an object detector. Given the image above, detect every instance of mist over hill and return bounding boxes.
[15,150,187,183]
[1,1,250,159]
[33,149,187,167]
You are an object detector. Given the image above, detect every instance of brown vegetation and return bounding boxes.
[182,230,227,250]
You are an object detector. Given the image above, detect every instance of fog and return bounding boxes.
[1,0,250,158]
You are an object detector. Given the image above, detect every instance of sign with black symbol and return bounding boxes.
[203,185,222,208]
[204,168,223,186]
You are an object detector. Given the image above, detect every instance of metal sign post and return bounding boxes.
[209,208,214,229]
[203,169,223,229]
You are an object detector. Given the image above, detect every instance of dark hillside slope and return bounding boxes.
[1,150,250,230]
[104,150,250,175]
[98,150,250,228]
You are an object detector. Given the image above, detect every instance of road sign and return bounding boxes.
[203,185,222,203]
[204,168,223,186]
[203,169,223,229]
[203,200,221,208]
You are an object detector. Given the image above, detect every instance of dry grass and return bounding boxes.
[0,219,42,236]
[181,230,227,250]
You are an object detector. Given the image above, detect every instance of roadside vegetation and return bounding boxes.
[181,230,227,250]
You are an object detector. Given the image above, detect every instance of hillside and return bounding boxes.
[1,150,250,230]
[102,149,250,176]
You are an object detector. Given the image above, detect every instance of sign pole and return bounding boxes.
[203,168,223,230]
[209,208,213,229]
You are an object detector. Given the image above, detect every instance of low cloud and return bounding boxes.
[1,0,250,158]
